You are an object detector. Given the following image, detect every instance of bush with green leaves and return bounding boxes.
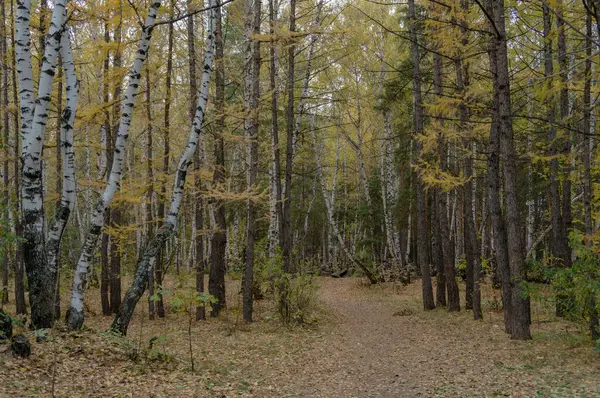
[550,232,600,338]
[277,272,318,325]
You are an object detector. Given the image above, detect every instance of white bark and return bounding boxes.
[405,140,413,264]
[326,133,341,268]
[380,110,402,267]
[112,0,218,336]
[15,0,35,133]
[17,0,68,328]
[67,0,162,329]
[47,27,79,288]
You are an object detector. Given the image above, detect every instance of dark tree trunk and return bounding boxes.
[486,29,512,334]
[433,192,446,307]
[100,23,111,316]
[454,15,480,317]
[145,65,155,320]
[282,0,296,274]
[209,4,227,316]
[408,0,434,310]
[112,225,174,335]
[431,48,459,312]
[187,0,205,322]
[10,0,25,315]
[557,0,572,265]
[242,0,261,323]
[155,0,176,320]
[1,0,9,305]
[556,0,573,317]
[490,0,531,339]
[583,13,593,241]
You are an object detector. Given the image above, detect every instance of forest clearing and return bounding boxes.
[2,276,600,397]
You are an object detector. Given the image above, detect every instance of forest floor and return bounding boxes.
[1,276,600,397]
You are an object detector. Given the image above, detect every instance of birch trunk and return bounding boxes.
[17,0,67,328]
[112,0,217,335]
[46,29,79,320]
[67,1,162,330]
[100,22,111,315]
[267,0,283,258]
[381,110,403,268]
[145,64,155,320]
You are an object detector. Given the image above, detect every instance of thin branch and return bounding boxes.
[154,0,237,27]
[473,0,501,38]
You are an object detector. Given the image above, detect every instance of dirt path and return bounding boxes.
[277,278,600,397]
[2,277,600,397]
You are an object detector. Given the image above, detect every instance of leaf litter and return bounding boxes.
[1,277,599,397]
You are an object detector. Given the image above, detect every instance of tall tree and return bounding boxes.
[281,0,296,274]
[188,0,206,322]
[408,0,435,310]
[67,0,162,330]
[209,1,227,317]
[488,0,531,339]
[11,0,26,315]
[242,0,261,322]
[17,0,68,328]
[112,0,218,335]
[1,0,9,305]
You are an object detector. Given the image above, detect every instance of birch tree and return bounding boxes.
[67,0,163,330]
[16,0,68,328]
[46,28,79,320]
[111,0,218,335]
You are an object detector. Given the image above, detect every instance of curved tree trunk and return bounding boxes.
[112,0,217,335]
[67,1,162,330]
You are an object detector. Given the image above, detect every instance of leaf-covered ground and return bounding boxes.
[1,277,600,397]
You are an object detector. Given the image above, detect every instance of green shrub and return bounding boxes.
[551,232,600,329]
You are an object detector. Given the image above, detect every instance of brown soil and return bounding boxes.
[1,277,599,397]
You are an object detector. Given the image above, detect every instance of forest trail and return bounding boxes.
[2,277,600,397]
[278,278,600,397]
